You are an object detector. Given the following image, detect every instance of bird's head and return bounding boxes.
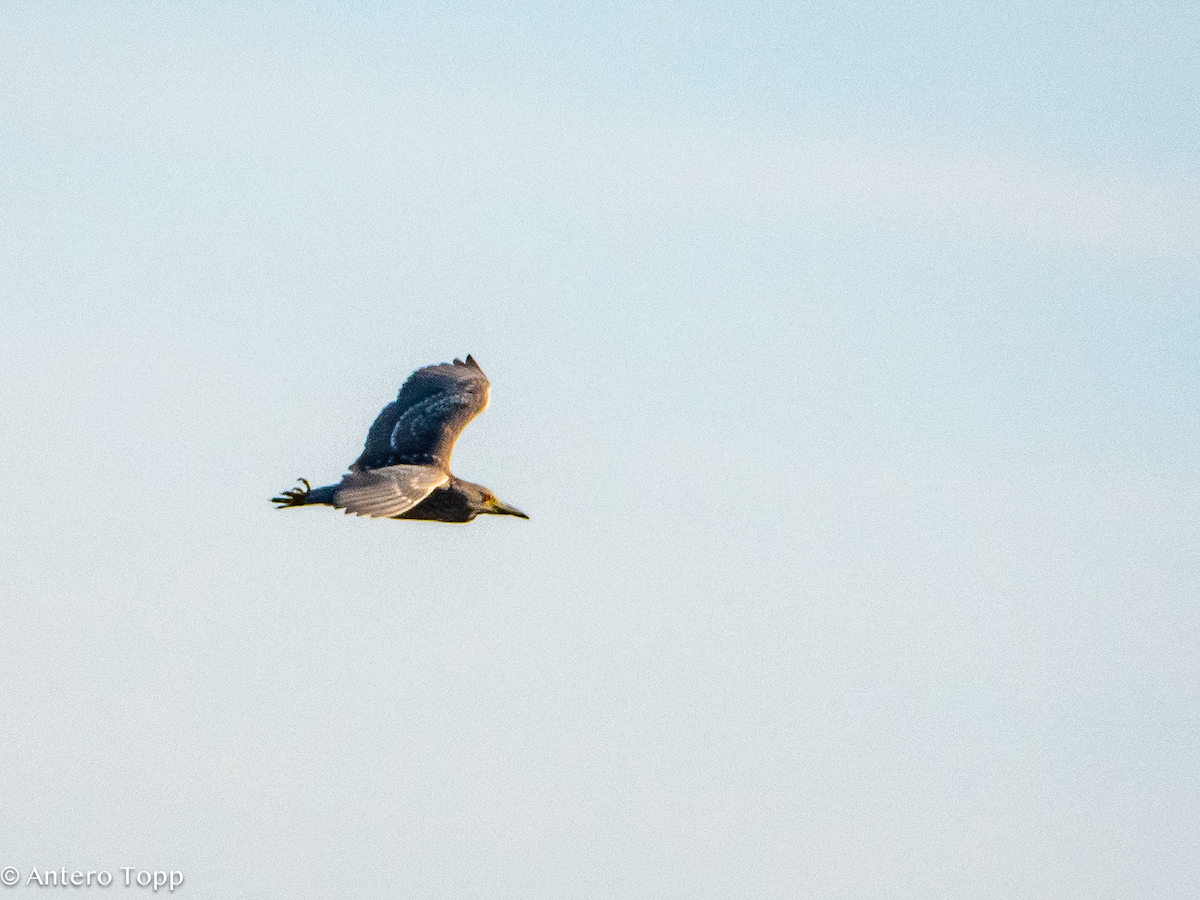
[457,480,529,520]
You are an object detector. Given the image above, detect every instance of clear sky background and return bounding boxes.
[2,2,1198,898]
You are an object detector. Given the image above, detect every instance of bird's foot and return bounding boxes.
[272,478,312,508]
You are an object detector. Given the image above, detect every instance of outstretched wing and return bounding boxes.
[333,465,450,518]
[352,355,490,472]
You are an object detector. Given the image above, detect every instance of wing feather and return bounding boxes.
[333,466,450,518]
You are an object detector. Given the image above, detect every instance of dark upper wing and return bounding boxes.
[351,355,490,472]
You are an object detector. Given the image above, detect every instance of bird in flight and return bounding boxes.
[273,355,528,523]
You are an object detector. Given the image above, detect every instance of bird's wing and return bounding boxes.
[333,465,450,518]
[351,400,401,472]
[351,355,490,472]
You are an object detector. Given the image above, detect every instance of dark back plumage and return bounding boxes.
[351,355,489,473]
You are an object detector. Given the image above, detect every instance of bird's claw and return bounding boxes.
[272,478,312,508]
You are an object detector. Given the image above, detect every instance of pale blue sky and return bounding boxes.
[2,3,1198,899]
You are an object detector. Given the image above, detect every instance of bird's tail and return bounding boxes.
[272,478,337,508]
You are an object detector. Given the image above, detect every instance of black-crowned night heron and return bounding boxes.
[272,355,527,523]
